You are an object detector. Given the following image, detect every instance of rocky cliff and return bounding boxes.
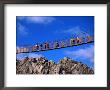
[16,57,94,74]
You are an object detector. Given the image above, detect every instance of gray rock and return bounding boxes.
[16,57,94,74]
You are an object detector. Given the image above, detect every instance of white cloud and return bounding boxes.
[17,16,55,24]
[16,53,28,60]
[64,45,94,63]
[28,53,43,58]
[56,26,90,38]
[17,16,25,20]
[16,16,55,36]
[16,46,20,49]
[17,23,28,36]
[16,53,43,60]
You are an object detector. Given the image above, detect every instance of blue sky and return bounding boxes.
[16,16,94,68]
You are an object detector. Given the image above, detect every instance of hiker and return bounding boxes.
[46,42,49,49]
[35,44,39,51]
[76,37,80,43]
[20,48,24,53]
[32,46,37,52]
[70,38,75,46]
[61,41,65,47]
[24,47,29,53]
[76,37,82,44]
[16,49,19,54]
[44,42,49,50]
[54,41,59,48]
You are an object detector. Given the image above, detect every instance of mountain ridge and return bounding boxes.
[16,57,94,74]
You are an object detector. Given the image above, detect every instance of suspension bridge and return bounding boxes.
[16,35,94,54]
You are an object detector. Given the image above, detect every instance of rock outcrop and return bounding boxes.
[16,57,94,74]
